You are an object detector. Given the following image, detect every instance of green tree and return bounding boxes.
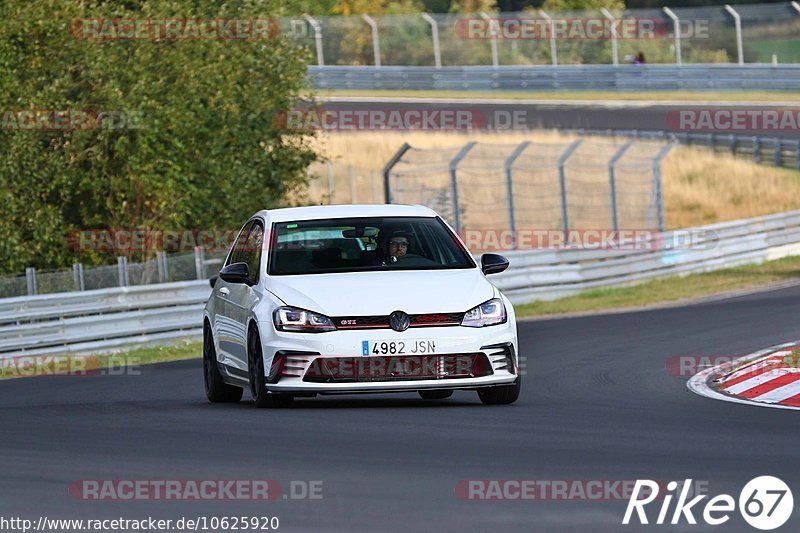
[0,0,317,273]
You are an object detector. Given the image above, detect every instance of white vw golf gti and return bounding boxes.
[203,204,520,407]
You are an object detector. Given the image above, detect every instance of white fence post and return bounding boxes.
[72,263,85,291]
[362,15,381,67]
[156,251,168,283]
[421,13,441,68]
[662,7,682,65]
[724,5,744,65]
[303,15,324,66]
[117,257,129,287]
[25,267,37,296]
[480,12,499,68]
[194,247,205,280]
[600,8,619,66]
[538,10,558,66]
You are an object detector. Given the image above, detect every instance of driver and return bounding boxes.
[383,230,411,264]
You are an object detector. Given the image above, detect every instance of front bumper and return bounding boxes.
[256,322,518,394]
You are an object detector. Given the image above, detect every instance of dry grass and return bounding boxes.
[663,146,800,228]
[311,131,800,229]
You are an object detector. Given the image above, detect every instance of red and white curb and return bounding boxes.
[687,341,800,411]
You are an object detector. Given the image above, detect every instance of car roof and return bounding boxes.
[256,204,438,223]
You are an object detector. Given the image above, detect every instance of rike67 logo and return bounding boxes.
[623,477,793,530]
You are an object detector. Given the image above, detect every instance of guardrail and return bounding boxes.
[0,280,209,356]
[574,129,800,170]
[3,209,800,357]
[491,209,800,303]
[309,65,800,92]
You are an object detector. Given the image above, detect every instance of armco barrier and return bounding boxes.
[308,65,800,92]
[0,280,209,356]
[3,209,800,356]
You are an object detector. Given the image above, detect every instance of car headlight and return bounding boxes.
[273,306,336,333]
[461,298,507,328]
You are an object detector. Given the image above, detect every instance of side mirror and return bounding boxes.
[209,275,218,288]
[481,253,509,275]
[218,262,253,285]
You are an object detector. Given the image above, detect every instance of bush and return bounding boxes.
[0,0,318,274]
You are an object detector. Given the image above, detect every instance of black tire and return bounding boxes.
[203,324,243,403]
[248,328,294,409]
[418,390,453,400]
[477,377,521,405]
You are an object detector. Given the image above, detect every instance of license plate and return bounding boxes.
[362,340,437,356]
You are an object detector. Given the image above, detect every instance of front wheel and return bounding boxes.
[477,377,521,405]
[203,325,243,403]
[248,328,294,409]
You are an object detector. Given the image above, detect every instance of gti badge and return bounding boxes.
[389,310,411,332]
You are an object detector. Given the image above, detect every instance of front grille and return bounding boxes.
[332,312,464,330]
[302,353,492,383]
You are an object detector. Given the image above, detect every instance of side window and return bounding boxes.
[225,221,254,267]
[243,221,264,284]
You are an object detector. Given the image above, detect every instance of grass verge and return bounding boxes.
[0,338,201,380]
[515,254,800,318]
[782,347,800,369]
[322,89,800,103]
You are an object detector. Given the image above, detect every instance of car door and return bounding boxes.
[214,220,253,373]
[224,219,265,372]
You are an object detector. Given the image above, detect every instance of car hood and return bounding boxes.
[266,268,495,316]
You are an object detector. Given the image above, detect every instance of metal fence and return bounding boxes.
[291,2,800,67]
[305,131,800,213]
[306,161,384,204]
[308,64,800,91]
[382,138,675,235]
[575,129,800,170]
[5,129,795,299]
[4,209,800,356]
[0,249,227,300]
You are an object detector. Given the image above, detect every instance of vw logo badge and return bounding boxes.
[389,310,411,332]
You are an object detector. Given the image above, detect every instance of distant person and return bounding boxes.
[633,52,646,65]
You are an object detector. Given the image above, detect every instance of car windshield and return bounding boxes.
[268,216,475,275]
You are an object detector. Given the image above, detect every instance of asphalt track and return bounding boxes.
[3,284,800,532]
[321,97,800,139]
